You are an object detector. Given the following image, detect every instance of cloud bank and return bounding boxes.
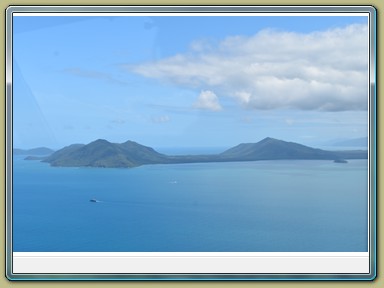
[129,24,368,111]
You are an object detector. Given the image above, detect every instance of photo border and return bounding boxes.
[4,3,377,282]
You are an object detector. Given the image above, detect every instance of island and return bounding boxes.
[13,147,55,156]
[40,137,368,168]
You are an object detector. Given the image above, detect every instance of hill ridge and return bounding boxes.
[41,137,368,168]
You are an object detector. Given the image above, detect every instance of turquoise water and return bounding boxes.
[13,157,368,252]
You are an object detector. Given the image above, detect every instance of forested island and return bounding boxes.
[25,137,368,168]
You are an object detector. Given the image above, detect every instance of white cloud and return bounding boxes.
[193,90,222,111]
[151,115,170,123]
[129,24,368,111]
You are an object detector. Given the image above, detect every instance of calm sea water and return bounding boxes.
[12,156,368,252]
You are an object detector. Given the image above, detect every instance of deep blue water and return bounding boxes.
[12,156,368,252]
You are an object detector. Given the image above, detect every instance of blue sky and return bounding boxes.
[13,14,369,150]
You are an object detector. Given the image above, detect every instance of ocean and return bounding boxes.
[12,156,368,252]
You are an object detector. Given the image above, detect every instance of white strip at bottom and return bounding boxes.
[13,252,370,274]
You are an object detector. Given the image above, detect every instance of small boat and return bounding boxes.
[334,159,348,163]
[90,198,100,203]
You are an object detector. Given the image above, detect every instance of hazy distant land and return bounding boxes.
[13,147,55,156]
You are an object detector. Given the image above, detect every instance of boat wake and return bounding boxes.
[89,198,101,203]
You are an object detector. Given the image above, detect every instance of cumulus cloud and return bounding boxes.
[193,90,222,111]
[129,24,368,111]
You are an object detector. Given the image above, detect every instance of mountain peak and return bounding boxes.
[220,137,336,160]
[121,140,139,146]
[44,138,168,168]
[259,137,279,143]
[90,139,111,145]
